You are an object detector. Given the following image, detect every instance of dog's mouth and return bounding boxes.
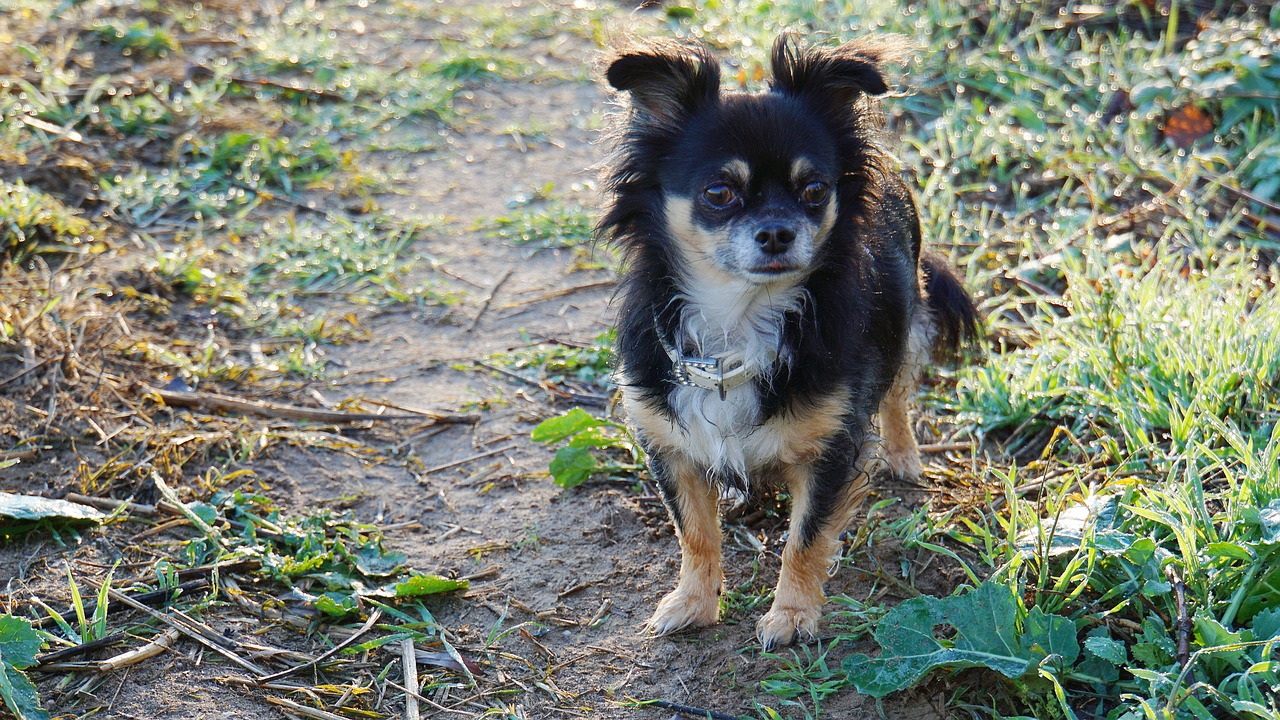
[742,258,806,280]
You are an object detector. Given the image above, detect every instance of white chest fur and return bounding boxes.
[626,276,810,479]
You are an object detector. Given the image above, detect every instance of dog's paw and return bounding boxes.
[755,604,820,652]
[647,587,719,636]
[882,447,922,484]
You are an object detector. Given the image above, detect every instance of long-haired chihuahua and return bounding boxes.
[598,34,980,650]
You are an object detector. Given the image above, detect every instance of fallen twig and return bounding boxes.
[499,279,615,311]
[401,638,420,720]
[464,269,514,332]
[645,698,749,720]
[144,385,432,423]
[101,584,268,676]
[418,444,518,478]
[257,608,382,683]
[31,579,210,630]
[97,628,181,673]
[34,632,128,667]
[264,696,350,720]
[917,441,974,454]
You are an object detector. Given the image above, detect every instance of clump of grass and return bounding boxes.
[93,19,180,58]
[948,250,1280,461]
[487,330,616,392]
[0,180,94,260]
[483,201,594,248]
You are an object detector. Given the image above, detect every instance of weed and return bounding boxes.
[483,201,594,249]
[487,330,616,393]
[530,408,644,489]
[0,180,94,260]
[93,19,179,58]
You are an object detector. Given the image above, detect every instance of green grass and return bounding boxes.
[553,1,1280,717]
[483,199,595,248]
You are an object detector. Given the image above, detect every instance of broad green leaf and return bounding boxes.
[1205,542,1254,562]
[549,446,600,489]
[0,615,49,720]
[353,540,407,577]
[1250,607,1280,640]
[394,574,468,598]
[1083,635,1127,666]
[1022,607,1080,665]
[843,581,1077,697]
[531,408,603,444]
[314,592,359,616]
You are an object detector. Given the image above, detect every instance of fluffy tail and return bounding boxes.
[920,253,981,359]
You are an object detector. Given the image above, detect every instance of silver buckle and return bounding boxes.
[672,356,727,399]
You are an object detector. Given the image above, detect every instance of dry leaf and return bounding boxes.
[1163,104,1213,149]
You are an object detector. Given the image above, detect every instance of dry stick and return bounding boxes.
[647,699,749,720]
[34,632,128,667]
[101,585,268,676]
[144,385,431,423]
[0,448,38,461]
[0,356,58,388]
[464,269,514,333]
[358,399,480,425]
[153,473,224,551]
[418,444,519,478]
[499,279,615,310]
[64,493,281,545]
[97,628,181,673]
[384,679,473,717]
[257,608,383,683]
[401,638,420,720]
[917,441,974,454]
[264,696,350,720]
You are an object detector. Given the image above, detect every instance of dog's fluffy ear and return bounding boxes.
[606,41,720,126]
[770,34,905,109]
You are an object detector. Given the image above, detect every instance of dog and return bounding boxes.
[598,34,980,650]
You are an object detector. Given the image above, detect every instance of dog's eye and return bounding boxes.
[800,182,830,206]
[703,184,738,209]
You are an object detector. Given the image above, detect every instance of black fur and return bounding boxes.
[600,35,978,548]
[921,253,981,358]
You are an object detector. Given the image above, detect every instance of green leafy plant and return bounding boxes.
[204,490,467,617]
[844,580,1079,699]
[0,615,48,720]
[531,408,643,488]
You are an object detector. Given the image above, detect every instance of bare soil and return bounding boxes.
[1,1,966,718]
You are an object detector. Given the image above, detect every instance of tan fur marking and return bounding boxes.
[769,389,850,465]
[878,302,934,480]
[789,157,815,185]
[664,196,733,280]
[722,159,751,187]
[756,460,871,649]
[647,454,723,634]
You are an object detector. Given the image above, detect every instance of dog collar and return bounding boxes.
[657,337,775,401]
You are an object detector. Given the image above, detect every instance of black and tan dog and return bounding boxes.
[598,35,979,650]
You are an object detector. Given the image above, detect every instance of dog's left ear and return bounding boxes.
[770,34,903,110]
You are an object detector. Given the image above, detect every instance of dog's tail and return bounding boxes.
[920,253,981,360]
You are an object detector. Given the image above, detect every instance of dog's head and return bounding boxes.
[604,35,901,286]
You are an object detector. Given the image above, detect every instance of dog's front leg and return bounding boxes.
[756,446,872,651]
[646,450,723,635]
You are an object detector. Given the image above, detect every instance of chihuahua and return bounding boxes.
[599,34,979,650]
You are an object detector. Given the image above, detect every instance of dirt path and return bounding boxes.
[0,1,954,718]
[266,2,950,717]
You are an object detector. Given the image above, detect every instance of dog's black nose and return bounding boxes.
[754,223,795,255]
